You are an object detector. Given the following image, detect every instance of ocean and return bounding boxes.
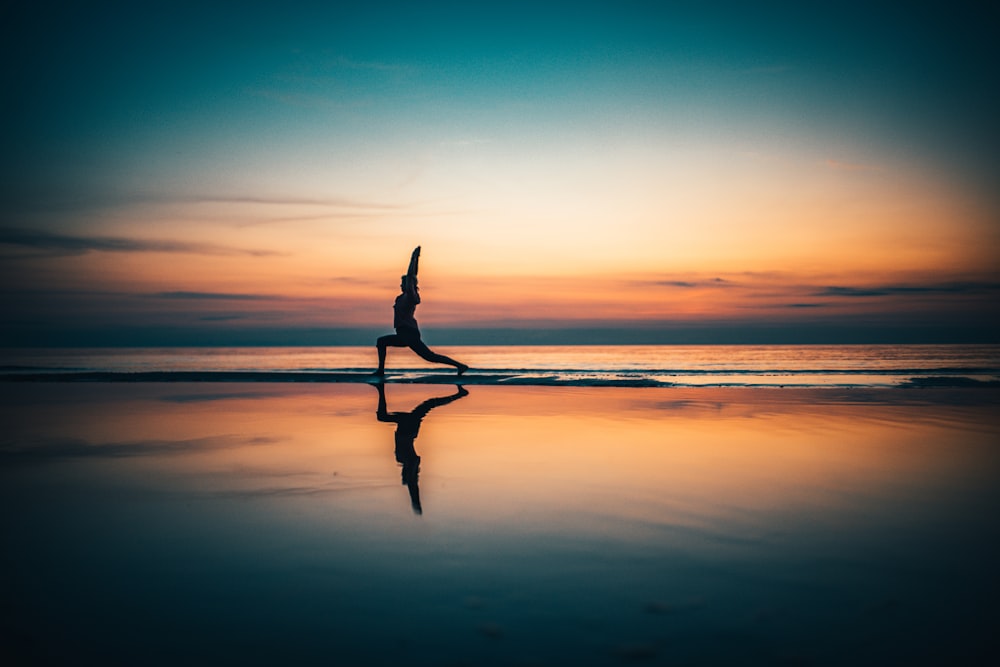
[2,343,999,387]
[3,345,999,664]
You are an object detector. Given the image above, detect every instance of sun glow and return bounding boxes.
[2,2,996,344]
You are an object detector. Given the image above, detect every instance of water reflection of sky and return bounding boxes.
[2,383,997,665]
[4,345,999,388]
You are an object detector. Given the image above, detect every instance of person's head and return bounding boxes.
[400,275,418,291]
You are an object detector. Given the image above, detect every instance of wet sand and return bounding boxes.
[2,383,998,665]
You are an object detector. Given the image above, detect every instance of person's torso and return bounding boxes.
[393,292,419,329]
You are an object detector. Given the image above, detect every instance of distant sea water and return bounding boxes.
[2,344,998,387]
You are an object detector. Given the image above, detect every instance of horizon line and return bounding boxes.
[2,324,997,347]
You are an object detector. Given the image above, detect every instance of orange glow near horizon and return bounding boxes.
[5,137,997,334]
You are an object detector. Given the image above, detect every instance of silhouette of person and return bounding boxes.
[375,382,469,514]
[375,246,468,376]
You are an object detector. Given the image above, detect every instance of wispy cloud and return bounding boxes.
[199,314,249,322]
[7,189,405,213]
[816,286,891,297]
[324,275,382,287]
[814,282,1000,297]
[181,194,405,209]
[0,227,280,258]
[144,192,411,228]
[152,291,281,301]
[643,277,734,289]
[6,189,416,231]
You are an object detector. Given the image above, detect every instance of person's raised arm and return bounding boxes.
[406,246,420,281]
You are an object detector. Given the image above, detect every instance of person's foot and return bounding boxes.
[456,363,469,376]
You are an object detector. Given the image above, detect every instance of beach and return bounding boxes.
[6,0,998,663]
[2,380,997,665]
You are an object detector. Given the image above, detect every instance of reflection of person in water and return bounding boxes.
[375,246,468,376]
[375,382,468,515]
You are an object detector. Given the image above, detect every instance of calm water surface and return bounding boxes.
[2,383,998,665]
[4,344,999,386]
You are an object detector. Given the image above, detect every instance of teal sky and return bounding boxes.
[6,1,996,202]
[2,1,998,344]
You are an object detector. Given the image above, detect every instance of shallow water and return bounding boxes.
[2,383,998,665]
[4,343,999,386]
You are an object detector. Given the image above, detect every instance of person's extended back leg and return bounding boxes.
[409,339,468,374]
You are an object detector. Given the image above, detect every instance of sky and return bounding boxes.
[2,0,998,345]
